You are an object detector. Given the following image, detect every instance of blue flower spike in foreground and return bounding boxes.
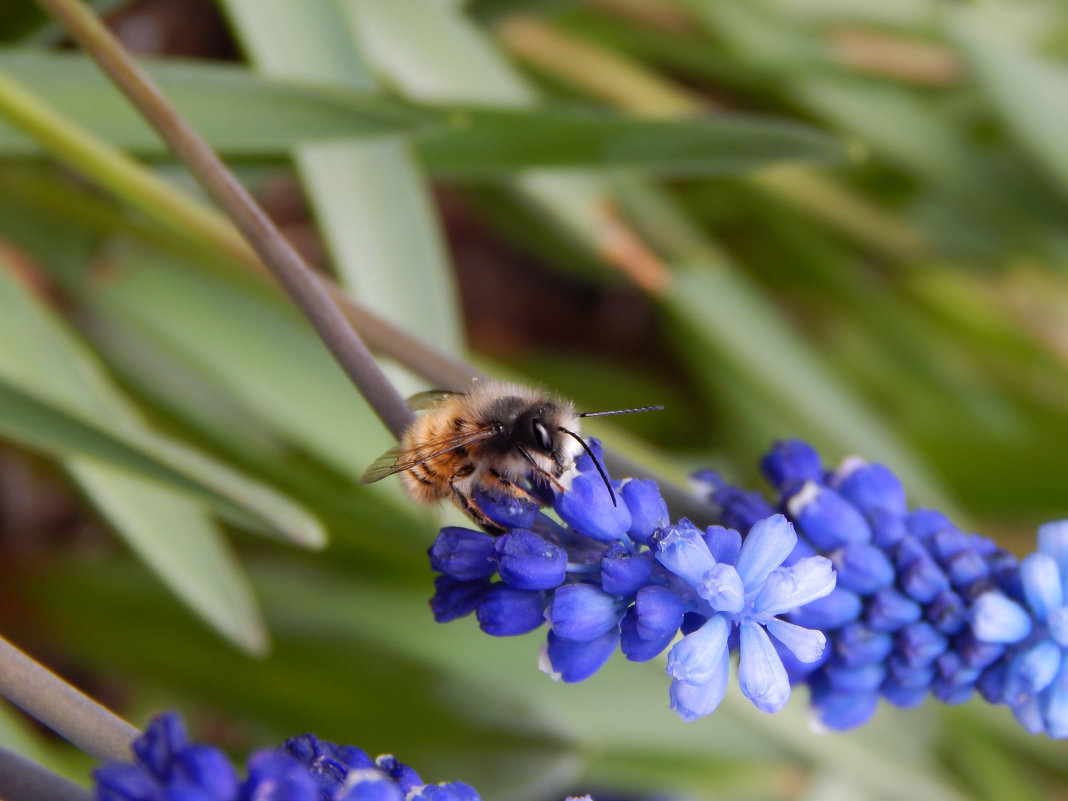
[428,438,837,722]
[702,439,1068,736]
[428,436,1068,738]
[95,711,593,801]
[970,521,1068,737]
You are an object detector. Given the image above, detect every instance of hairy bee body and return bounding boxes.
[360,381,585,533]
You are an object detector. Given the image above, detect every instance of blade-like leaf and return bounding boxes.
[419,108,850,177]
[0,256,325,548]
[221,0,465,354]
[950,7,1068,203]
[81,252,395,482]
[69,457,268,654]
[0,373,323,545]
[0,50,847,177]
[0,49,436,156]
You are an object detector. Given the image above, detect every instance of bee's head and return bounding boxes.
[511,403,580,466]
[480,385,661,508]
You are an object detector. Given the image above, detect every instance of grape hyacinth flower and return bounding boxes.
[970,521,1068,737]
[429,435,1068,738]
[428,440,837,721]
[656,516,834,719]
[700,438,1068,737]
[95,711,484,801]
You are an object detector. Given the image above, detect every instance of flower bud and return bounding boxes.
[548,584,622,642]
[429,528,496,581]
[476,585,546,636]
[494,529,567,591]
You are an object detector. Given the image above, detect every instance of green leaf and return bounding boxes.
[0,258,325,547]
[601,177,960,513]
[0,1,53,43]
[467,0,581,24]
[664,266,956,508]
[222,0,465,353]
[420,108,850,177]
[81,252,396,483]
[950,6,1068,204]
[791,77,969,184]
[0,49,847,178]
[0,257,313,648]
[69,457,268,654]
[0,373,324,547]
[0,49,436,156]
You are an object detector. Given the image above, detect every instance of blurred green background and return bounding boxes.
[1,0,1068,799]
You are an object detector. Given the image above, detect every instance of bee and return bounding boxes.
[359,380,661,534]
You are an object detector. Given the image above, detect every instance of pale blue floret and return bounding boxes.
[667,615,729,685]
[739,620,791,713]
[1021,553,1063,624]
[656,514,834,718]
[975,520,1068,736]
[703,439,1045,732]
[972,592,1033,643]
[655,524,717,589]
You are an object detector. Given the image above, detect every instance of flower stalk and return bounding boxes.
[0,746,92,801]
[0,636,138,762]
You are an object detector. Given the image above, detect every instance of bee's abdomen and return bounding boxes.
[407,462,438,486]
[400,462,447,503]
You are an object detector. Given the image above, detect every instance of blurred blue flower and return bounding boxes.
[94,712,488,801]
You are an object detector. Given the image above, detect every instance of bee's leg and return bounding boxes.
[527,468,567,494]
[487,469,553,500]
[449,469,506,535]
[510,448,568,493]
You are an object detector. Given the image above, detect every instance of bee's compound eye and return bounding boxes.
[532,420,553,451]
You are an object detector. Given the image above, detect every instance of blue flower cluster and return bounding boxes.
[700,439,1068,737]
[429,437,1068,737]
[94,711,481,801]
[429,441,838,721]
[971,521,1068,737]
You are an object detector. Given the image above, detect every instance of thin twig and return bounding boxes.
[0,637,138,763]
[0,746,93,801]
[34,0,413,440]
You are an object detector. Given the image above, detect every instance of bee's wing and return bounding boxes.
[358,427,496,484]
[405,389,456,411]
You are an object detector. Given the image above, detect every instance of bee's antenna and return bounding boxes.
[579,405,663,418]
[559,427,617,507]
